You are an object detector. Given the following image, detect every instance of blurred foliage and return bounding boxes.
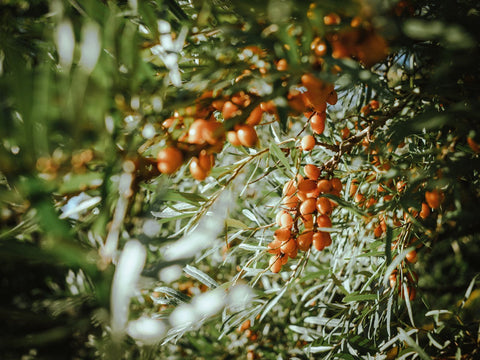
[1,0,480,359]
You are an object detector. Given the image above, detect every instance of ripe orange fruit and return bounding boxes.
[301,214,314,230]
[369,99,380,110]
[317,179,332,194]
[419,202,430,219]
[330,178,342,193]
[281,238,297,254]
[316,197,332,215]
[467,137,480,153]
[326,90,338,105]
[316,214,332,228]
[301,135,316,151]
[297,231,314,251]
[279,212,294,228]
[298,179,317,193]
[227,130,242,146]
[274,228,291,242]
[235,124,258,147]
[301,74,331,112]
[283,179,296,197]
[276,58,288,71]
[267,239,282,255]
[222,101,241,119]
[198,150,214,171]
[324,13,341,25]
[187,119,209,144]
[189,157,208,181]
[300,198,317,215]
[246,106,264,126]
[425,189,443,209]
[304,164,320,180]
[310,112,326,135]
[313,231,331,251]
[374,224,383,238]
[157,146,183,174]
[282,194,299,209]
[269,256,282,273]
[405,250,418,264]
[311,37,327,57]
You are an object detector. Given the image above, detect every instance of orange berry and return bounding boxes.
[157,146,183,174]
[301,135,316,151]
[281,238,297,255]
[222,101,240,120]
[187,119,209,144]
[298,179,317,193]
[269,256,282,273]
[267,239,282,255]
[235,124,258,147]
[330,178,342,193]
[304,164,321,180]
[310,112,326,135]
[274,228,291,242]
[300,198,317,215]
[324,13,341,25]
[246,106,264,126]
[313,231,331,251]
[341,126,350,139]
[467,137,480,153]
[419,202,430,219]
[227,130,242,146]
[260,101,277,115]
[189,157,208,181]
[198,150,214,171]
[280,212,294,228]
[425,189,443,209]
[316,197,332,215]
[301,214,314,230]
[282,194,299,209]
[326,90,338,105]
[317,179,332,194]
[369,99,380,110]
[316,214,332,228]
[239,319,251,332]
[405,250,418,264]
[297,231,314,251]
[276,58,288,71]
[311,37,327,57]
[275,210,286,227]
[373,224,383,238]
[283,179,296,197]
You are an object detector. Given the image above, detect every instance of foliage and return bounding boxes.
[1,0,480,359]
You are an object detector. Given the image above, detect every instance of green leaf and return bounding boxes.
[343,293,377,303]
[184,264,219,289]
[269,142,291,175]
[157,191,207,205]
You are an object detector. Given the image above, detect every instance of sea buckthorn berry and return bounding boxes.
[283,179,296,197]
[187,119,209,144]
[280,212,294,228]
[189,157,208,181]
[298,179,317,193]
[316,214,332,229]
[389,273,397,288]
[304,164,320,180]
[313,231,331,251]
[467,136,480,153]
[330,178,342,193]
[222,101,241,119]
[419,202,430,219]
[301,214,314,230]
[369,99,380,110]
[425,189,443,210]
[324,12,341,25]
[311,37,327,57]
[268,240,282,255]
[279,253,289,265]
[297,231,314,251]
[297,190,308,202]
[235,124,258,147]
[300,198,317,215]
[288,248,298,259]
[198,150,214,171]
[317,179,332,194]
[374,224,383,238]
[316,197,333,216]
[269,256,282,273]
[281,238,297,255]
[310,112,326,135]
[157,146,183,174]
[260,101,277,115]
[282,194,300,209]
[326,90,338,106]
[276,58,288,71]
[405,250,418,264]
[301,135,316,151]
[239,320,251,332]
[202,120,224,145]
[274,228,291,242]
[227,130,242,146]
[246,106,264,126]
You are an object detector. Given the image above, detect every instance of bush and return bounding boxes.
[1,0,479,359]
